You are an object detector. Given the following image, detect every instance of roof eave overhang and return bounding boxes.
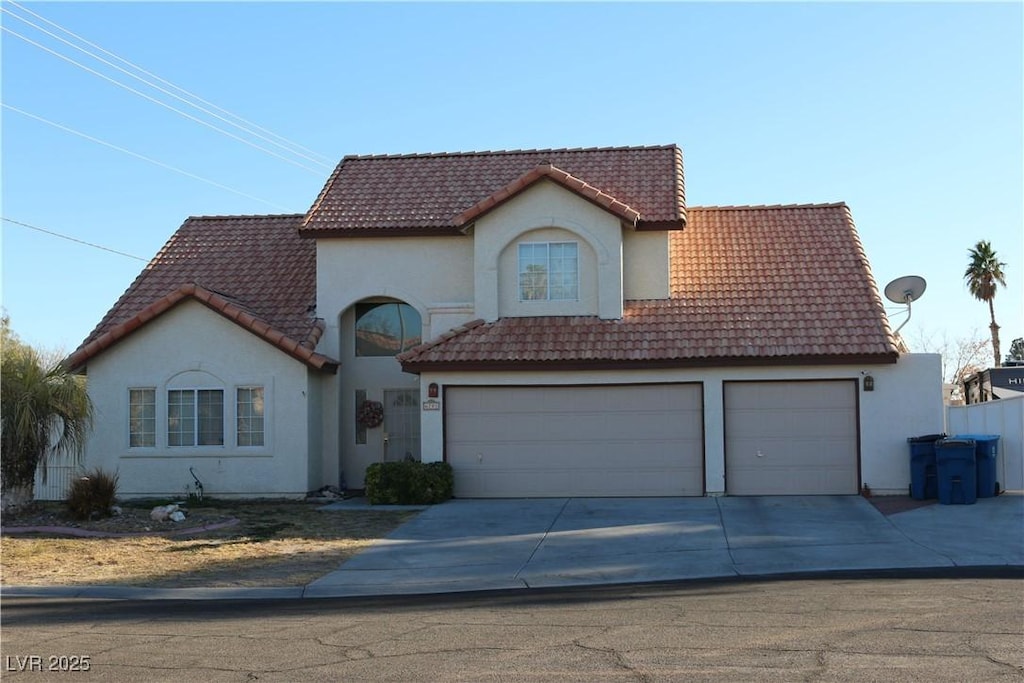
[400,352,900,374]
[65,284,339,374]
[636,218,686,231]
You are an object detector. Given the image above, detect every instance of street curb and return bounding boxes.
[4,564,1022,603]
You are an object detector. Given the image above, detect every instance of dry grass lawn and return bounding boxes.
[1,501,417,588]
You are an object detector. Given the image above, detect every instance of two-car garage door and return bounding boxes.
[445,385,704,497]
[443,380,860,498]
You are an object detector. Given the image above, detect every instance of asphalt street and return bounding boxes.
[3,571,1022,682]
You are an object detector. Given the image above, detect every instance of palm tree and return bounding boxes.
[964,240,1007,367]
[1,321,93,510]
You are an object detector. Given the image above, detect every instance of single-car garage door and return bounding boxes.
[445,384,704,497]
[724,380,859,495]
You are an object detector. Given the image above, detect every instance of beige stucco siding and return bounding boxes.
[623,230,670,300]
[314,235,476,489]
[473,180,625,321]
[496,227,600,318]
[315,235,476,343]
[81,300,316,498]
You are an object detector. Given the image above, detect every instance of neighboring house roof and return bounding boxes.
[66,214,337,373]
[399,203,900,370]
[301,145,686,237]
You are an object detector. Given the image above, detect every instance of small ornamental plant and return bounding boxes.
[65,468,120,520]
[357,400,384,428]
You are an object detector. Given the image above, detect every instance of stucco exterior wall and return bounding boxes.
[473,181,625,321]
[622,230,670,300]
[418,353,943,495]
[81,301,317,499]
[858,353,945,494]
[315,235,476,343]
[314,235,475,489]
[496,226,599,317]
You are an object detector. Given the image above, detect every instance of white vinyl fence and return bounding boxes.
[947,394,1024,492]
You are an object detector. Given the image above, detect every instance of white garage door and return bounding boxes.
[445,384,704,497]
[724,380,859,495]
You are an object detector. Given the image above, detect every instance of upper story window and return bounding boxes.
[355,302,422,356]
[518,242,578,301]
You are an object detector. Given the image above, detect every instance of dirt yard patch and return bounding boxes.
[1,500,417,588]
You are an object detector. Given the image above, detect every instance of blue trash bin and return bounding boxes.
[935,438,977,505]
[954,434,1001,498]
[907,433,945,500]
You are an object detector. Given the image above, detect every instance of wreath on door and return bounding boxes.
[357,400,384,429]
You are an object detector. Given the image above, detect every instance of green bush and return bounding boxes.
[365,461,453,505]
[65,468,119,520]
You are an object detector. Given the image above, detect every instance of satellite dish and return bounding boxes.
[884,275,927,304]
[883,275,927,337]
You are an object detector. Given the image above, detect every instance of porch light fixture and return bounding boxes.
[428,383,439,398]
[863,375,875,392]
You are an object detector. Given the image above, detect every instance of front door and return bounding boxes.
[383,389,421,462]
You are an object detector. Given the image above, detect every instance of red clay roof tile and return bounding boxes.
[66,215,337,372]
[301,145,684,237]
[398,203,899,369]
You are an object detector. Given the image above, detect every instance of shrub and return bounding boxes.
[365,461,453,505]
[65,468,119,520]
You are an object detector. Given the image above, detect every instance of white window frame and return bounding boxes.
[167,388,224,448]
[128,387,156,448]
[518,241,579,302]
[235,386,266,448]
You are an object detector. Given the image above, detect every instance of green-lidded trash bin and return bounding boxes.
[954,434,1001,498]
[935,438,977,505]
[907,433,945,500]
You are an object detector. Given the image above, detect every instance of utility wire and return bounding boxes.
[1,218,149,262]
[6,0,333,166]
[2,25,326,175]
[2,3,334,169]
[3,104,293,211]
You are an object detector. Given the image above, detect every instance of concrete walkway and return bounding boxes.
[5,494,1022,601]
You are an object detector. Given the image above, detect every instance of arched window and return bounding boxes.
[355,302,422,357]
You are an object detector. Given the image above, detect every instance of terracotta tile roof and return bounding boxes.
[398,203,899,370]
[66,215,337,372]
[301,145,685,237]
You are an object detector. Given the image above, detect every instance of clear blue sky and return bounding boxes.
[3,1,1022,373]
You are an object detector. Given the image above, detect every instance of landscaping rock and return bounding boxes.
[169,510,187,523]
[150,504,180,522]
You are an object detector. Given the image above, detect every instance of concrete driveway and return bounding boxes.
[306,494,1024,597]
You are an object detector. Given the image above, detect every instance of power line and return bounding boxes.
[3,103,293,211]
[2,3,334,169]
[1,25,327,175]
[1,218,149,262]
[6,0,333,166]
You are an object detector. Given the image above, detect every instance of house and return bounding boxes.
[66,144,944,499]
[963,365,1024,404]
